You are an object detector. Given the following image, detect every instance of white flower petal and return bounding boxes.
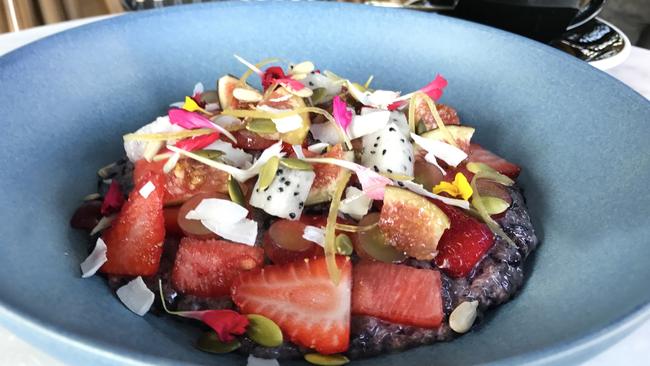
[138,181,156,199]
[186,198,248,224]
[411,133,467,167]
[116,276,154,316]
[80,238,107,278]
[302,225,325,247]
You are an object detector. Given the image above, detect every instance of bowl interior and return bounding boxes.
[0,2,648,365]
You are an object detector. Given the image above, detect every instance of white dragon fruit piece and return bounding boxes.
[249,167,316,220]
[360,121,414,177]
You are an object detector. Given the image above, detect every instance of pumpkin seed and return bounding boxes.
[258,156,280,191]
[193,149,224,161]
[245,314,283,347]
[280,158,313,171]
[195,331,240,354]
[233,87,263,102]
[310,88,328,105]
[247,119,278,134]
[335,234,353,255]
[228,175,245,206]
[477,196,510,215]
[416,121,428,135]
[304,353,350,365]
[449,300,479,333]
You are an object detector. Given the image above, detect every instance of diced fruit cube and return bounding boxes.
[231,256,351,354]
[378,187,450,260]
[351,261,443,328]
[171,238,264,297]
[304,144,355,205]
[100,171,165,276]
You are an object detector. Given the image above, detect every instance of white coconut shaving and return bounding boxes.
[247,355,280,366]
[292,145,306,159]
[185,198,258,245]
[310,122,342,145]
[256,105,303,133]
[80,238,107,278]
[307,142,330,154]
[163,152,181,173]
[411,133,467,168]
[116,276,155,316]
[90,215,116,236]
[348,110,391,139]
[338,186,372,220]
[302,225,325,247]
[138,181,156,199]
[204,140,253,169]
[124,116,183,162]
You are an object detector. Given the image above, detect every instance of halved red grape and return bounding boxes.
[356,213,406,263]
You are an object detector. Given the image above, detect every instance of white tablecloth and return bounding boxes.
[0,16,648,366]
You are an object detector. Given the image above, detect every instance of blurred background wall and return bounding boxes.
[0,0,648,49]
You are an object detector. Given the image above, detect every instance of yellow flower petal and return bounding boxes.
[433,181,460,197]
[182,96,201,112]
[454,173,473,201]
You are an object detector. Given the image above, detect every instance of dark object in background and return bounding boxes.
[551,18,625,61]
[446,0,605,43]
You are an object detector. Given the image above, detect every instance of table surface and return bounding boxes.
[0,16,648,366]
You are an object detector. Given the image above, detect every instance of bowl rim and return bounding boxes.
[0,2,648,365]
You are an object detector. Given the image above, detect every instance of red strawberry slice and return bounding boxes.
[231,256,352,354]
[100,171,166,276]
[468,144,521,179]
[351,261,444,328]
[171,238,264,297]
[433,202,495,278]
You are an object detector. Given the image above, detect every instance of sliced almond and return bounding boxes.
[449,300,479,333]
[233,87,263,103]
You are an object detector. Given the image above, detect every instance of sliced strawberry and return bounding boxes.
[231,256,351,354]
[468,144,521,179]
[351,261,443,328]
[134,158,229,205]
[433,202,495,278]
[100,171,165,276]
[171,238,264,298]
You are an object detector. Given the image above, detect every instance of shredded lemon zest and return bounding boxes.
[470,175,516,247]
[408,93,418,133]
[416,92,458,147]
[123,128,213,142]
[239,57,281,84]
[433,173,473,200]
[325,171,352,285]
[222,107,352,150]
[335,222,378,233]
[364,75,374,89]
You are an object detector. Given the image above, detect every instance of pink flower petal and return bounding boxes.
[101,180,124,215]
[174,132,220,152]
[174,309,249,342]
[168,108,215,130]
[332,96,353,132]
[355,166,393,200]
[278,78,307,92]
[387,74,448,111]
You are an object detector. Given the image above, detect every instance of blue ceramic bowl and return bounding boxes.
[0,2,648,365]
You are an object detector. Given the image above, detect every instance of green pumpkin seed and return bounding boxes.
[280,158,313,171]
[335,234,353,255]
[247,118,278,134]
[416,121,428,135]
[304,353,350,365]
[195,331,240,354]
[193,149,224,161]
[246,314,283,347]
[310,87,328,105]
[258,156,280,191]
[475,196,510,215]
[228,175,245,206]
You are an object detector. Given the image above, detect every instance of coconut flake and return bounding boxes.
[138,181,156,199]
[302,225,325,247]
[90,215,116,236]
[116,276,155,316]
[310,122,342,145]
[163,152,181,173]
[307,142,330,153]
[348,110,391,139]
[124,116,183,162]
[204,140,253,169]
[256,105,303,133]
[400,180,470,209]
[186,199,248,224]
[292,145,305,159]
[411,133,467,167]
[339,187,372,220]
[367,90,401,108]
[269,94,293,103]
[80,237,107,278]
[233,87,263,103]
[247,355,280,366]
[202,218,258,246]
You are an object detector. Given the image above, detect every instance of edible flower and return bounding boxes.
[182,96,204,113]
[192,82,204,102]
[168,108,237,143]
[433,173,473,200]
[159,281,249,342]
[388,74,448,110]
[101,180,124,215]
[332,96,353,132]
[262,66,307,93]
[174,132,220,152]
[302,157,392,200]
